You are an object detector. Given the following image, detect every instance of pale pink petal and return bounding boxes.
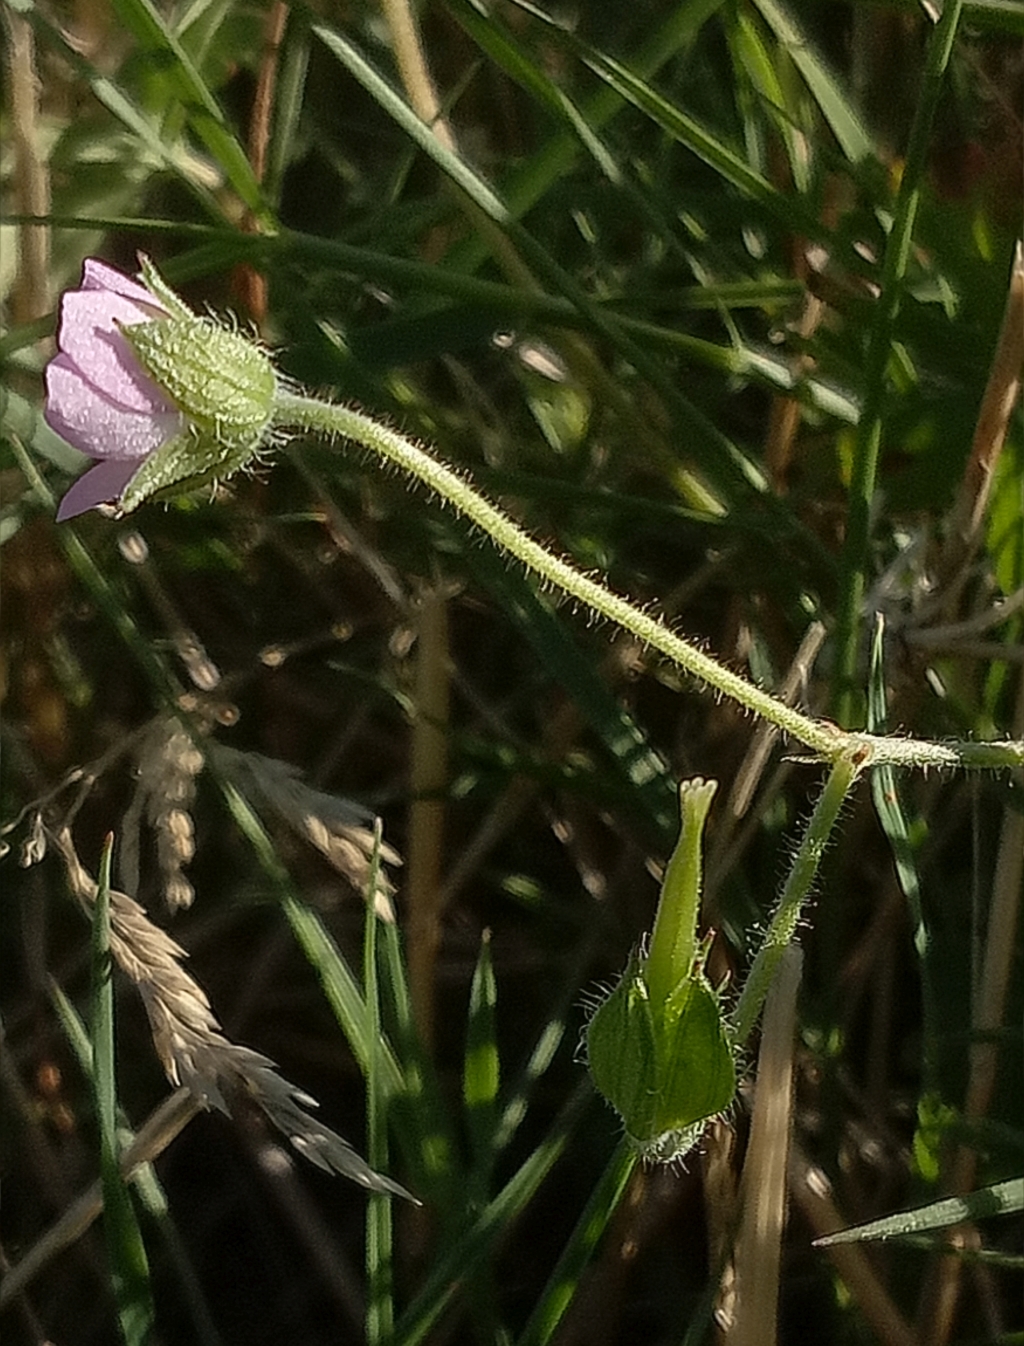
[45,356,184,459]
[80,259,167,313]
[56,458,141,521]
[57,290,175,413]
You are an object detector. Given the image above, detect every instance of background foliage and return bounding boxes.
[1,1,1022,1343]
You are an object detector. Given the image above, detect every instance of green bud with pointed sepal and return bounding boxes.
[586,778,736,1161]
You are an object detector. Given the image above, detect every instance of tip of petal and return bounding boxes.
[56,458,141,521]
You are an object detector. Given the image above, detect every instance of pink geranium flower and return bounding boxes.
[45,259,187,521]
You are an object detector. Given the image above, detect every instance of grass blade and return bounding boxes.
[832,0,965,726]
[91,837,155,1346]
[463,931,500,1175]
[503,0,819,239]
[450,0,729,272]
[9,0,226,221]
[515,1139,636,1346]
[749,0,873,164]
[377,916,468,1223]
[50,982,223,1346]
[867,614,938,1090]
[310,21,783,515]
[463,537,680,847]
[814,1178,1024,1246]
[108,0,270,220]
[394,1081,592,1345]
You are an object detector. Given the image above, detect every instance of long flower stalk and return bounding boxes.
[272,393,1024,774]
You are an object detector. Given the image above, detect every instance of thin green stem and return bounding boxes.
[272,392,1024,772]
[731,753,864,1046]
[832,0,964,727]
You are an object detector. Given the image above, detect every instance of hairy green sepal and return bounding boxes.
[116,428,266,514]
[124,315,276,455]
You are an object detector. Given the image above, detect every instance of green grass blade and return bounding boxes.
[219,780,406,1094]
[503,0,819,239]
[448,0,728,273]
[377,917,467,1222]
[463,931,500,1173]
[832,0,965,726]
[284,889,405,1087]
[107,0,270,220]
[464,538,679,847]
[867,615,938,1092]
[264,19,312,209]
[445,0,626,189]
[394,1081,591,1346]
[814,1178,1024,1246]
[515,1139,636,1346]
[50,981,223,1346]
[91,837,155,1346]
[749,0,873,164]
[461,935,505,1346]
[8,0,226,221]
[310,22,785,516]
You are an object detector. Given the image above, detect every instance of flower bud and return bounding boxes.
[586,779,736,1161]
[123,313,276,455]
[46,256,278,520]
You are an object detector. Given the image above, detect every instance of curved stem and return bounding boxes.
[271,392,1024,773]
[276,393,838,750]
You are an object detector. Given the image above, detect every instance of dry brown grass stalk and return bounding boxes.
[725,946,802,1346]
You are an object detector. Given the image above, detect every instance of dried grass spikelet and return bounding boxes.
[209,744,400,921]
[124,716,399,918]
[50,826,410,1197]
[126,713,206,911]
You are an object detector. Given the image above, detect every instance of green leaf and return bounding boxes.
[749,0,873,164]
[108,0,270,220]
[814,1178,1024,1247]
[91,837,155,1346]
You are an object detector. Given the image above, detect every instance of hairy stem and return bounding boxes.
[272,393,1024,773]
[731,752,865,1046]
